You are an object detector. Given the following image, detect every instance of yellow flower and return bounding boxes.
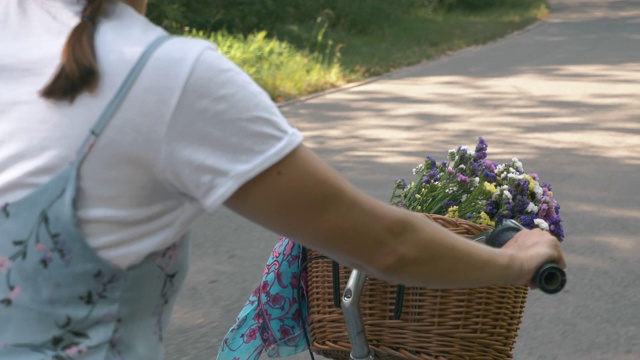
[523,174,537,193]
[446,206,459,218]
[483,182,497,194]
[479,212,495,226]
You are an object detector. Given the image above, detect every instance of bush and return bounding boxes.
[147,0,437,35]
[186,30,348,101]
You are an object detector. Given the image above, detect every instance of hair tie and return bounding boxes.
[81,15,96,26]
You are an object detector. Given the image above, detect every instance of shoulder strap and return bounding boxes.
[74,34,171,161]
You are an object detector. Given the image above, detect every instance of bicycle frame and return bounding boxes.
[341,269,378,360]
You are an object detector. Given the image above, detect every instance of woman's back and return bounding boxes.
[0,1,303,357]
[0,0,303,269]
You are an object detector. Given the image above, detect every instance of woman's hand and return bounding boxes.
[502,229,567,288]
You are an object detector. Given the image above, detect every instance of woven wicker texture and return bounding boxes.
[306,214,528,360]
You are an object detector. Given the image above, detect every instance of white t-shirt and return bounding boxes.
[0,0,303,268]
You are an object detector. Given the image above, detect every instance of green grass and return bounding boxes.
[161,0,549,101]
[189,30,347,102]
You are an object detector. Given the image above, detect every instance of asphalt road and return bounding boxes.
[166,0,640,359]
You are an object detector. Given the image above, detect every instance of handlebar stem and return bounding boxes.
[341,269,378,360]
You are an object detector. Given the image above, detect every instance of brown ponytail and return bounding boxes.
[40,0,112,102]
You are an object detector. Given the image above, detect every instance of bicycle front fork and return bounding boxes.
[341,269,378,360]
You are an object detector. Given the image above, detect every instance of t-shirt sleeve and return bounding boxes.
[161,46,303,212]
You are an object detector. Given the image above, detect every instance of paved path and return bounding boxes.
[166,1,640,359]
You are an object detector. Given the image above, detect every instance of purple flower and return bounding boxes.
[422,170,439,185]
[457,174,470,184]
[426,156,437,170]
[468,161,480,176]
[482,168,497,183]
[518,214,536,229]
[485,201,498,217]
[443,201,460,209]
[394,178,407,190]
[474,137,488,160]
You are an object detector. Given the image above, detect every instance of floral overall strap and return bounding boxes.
[217,237,310,360]
[0,35,184,359]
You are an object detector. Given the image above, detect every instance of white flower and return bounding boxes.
[412,163,424,175]
[526,202,539,213]
[534,184,543,196]
[502,191,512,200]
[473,177,480,187]
[508,173,524,180]
[534,218,550,231]
[512,157,523,172]
[461,194,468,201]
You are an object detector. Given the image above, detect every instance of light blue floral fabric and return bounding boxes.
[0,35,191,359]
[217,237,310,360]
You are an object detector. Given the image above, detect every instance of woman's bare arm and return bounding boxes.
[224,145,565,289]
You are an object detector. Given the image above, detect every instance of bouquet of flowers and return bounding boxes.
[390,137,564,240]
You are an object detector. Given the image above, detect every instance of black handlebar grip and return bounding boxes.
[487,220,566,294]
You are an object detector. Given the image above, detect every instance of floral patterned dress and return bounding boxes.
[0,35,190,359]
[217,237,310,360]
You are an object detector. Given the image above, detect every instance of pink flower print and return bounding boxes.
[8,285,21,301]
[279,325,293,339]
[268,293,285,307]
[244,327,259,343]
[252,311,264,324]
[283,240,295,258]
[260,280,270,294]
[290,272,299,289]
[0,257,10,274]
[292,309,301,323]
[35,242,48,252]
[276,271,286,288]
[65,345,79,355]
[64,345,88,356]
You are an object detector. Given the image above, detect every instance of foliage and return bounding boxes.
[187,30,347,101]
[147,0,436,35]
[147,0,549,100]
[390,138,564,240]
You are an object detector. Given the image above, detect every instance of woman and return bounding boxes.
[0,0,565,358]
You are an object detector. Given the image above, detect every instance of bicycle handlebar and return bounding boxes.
[485,219,566,294]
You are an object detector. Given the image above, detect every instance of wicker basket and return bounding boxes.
[306,214,528,360]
